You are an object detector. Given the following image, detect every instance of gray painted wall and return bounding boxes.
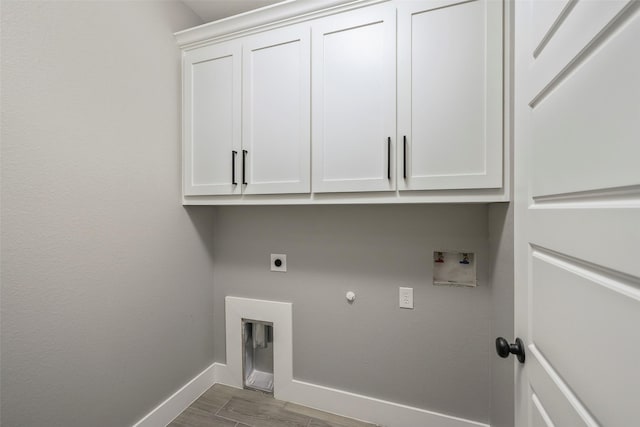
[489,5,515,420]
[0,2,215,426]
[1,2,516,425]
[212,205,494,423]
[488,204,515,427]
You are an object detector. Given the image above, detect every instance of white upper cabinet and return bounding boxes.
[183,26,310,197]
[397,0,503,190]
[242,24,311,195]
[177,0,508,204]
[183,42,241,196]
[311,4,396,193]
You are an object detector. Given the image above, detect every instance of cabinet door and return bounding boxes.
[183,42,241,196]
[242,25,311,195]
[397,0,503,190]
[312,4,396,193]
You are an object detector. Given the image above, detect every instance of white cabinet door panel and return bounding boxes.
[184,43,241,196]
[243,25,311,194]
[312,4,396,193]
[398,0,502,190]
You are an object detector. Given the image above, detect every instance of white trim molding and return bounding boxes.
[132,363,216,427]
[285,379,489,427]
[133,295,487,427]
[224,296,294,399]
[133,363,488,427]
[220,296,485,427]
[213,362,487,427]
[174,0,388,49]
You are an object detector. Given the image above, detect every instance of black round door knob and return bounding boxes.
[495,337,526,363]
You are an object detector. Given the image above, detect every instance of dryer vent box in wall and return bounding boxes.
[242,319,274,393]
[433,251,477,287]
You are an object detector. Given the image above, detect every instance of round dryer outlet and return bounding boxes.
[270,254,287,272]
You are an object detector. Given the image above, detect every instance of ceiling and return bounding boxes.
[182,0,285,23]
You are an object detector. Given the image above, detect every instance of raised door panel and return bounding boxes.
[397,0,502,190]
[312,4,396,193]
[515,1,640,426]
[528,0,637,198]
[184,42,241,196]
[243,25,311,195]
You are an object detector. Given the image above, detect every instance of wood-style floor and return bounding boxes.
[169,384,378,427]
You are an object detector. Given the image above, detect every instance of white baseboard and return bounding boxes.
[213,362,488,427]
[134,296,489,426]
[132,363,217,427]
[286,379,489,427]
[134,361,488,427]
[212,361,235,387]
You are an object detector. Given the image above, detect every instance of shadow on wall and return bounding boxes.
[185,206,217,261]
[210,203,495,423]
[488,202,515,427]
[210,204,490,277]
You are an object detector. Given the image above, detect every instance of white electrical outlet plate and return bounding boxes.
[399,287,413,309]
[270,254,287,272]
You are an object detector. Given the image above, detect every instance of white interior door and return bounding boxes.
[183,42,241,196]
[311,3,396,193]
[514,1,640,426]
[242,24,310,195]
[397,0,503,191]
